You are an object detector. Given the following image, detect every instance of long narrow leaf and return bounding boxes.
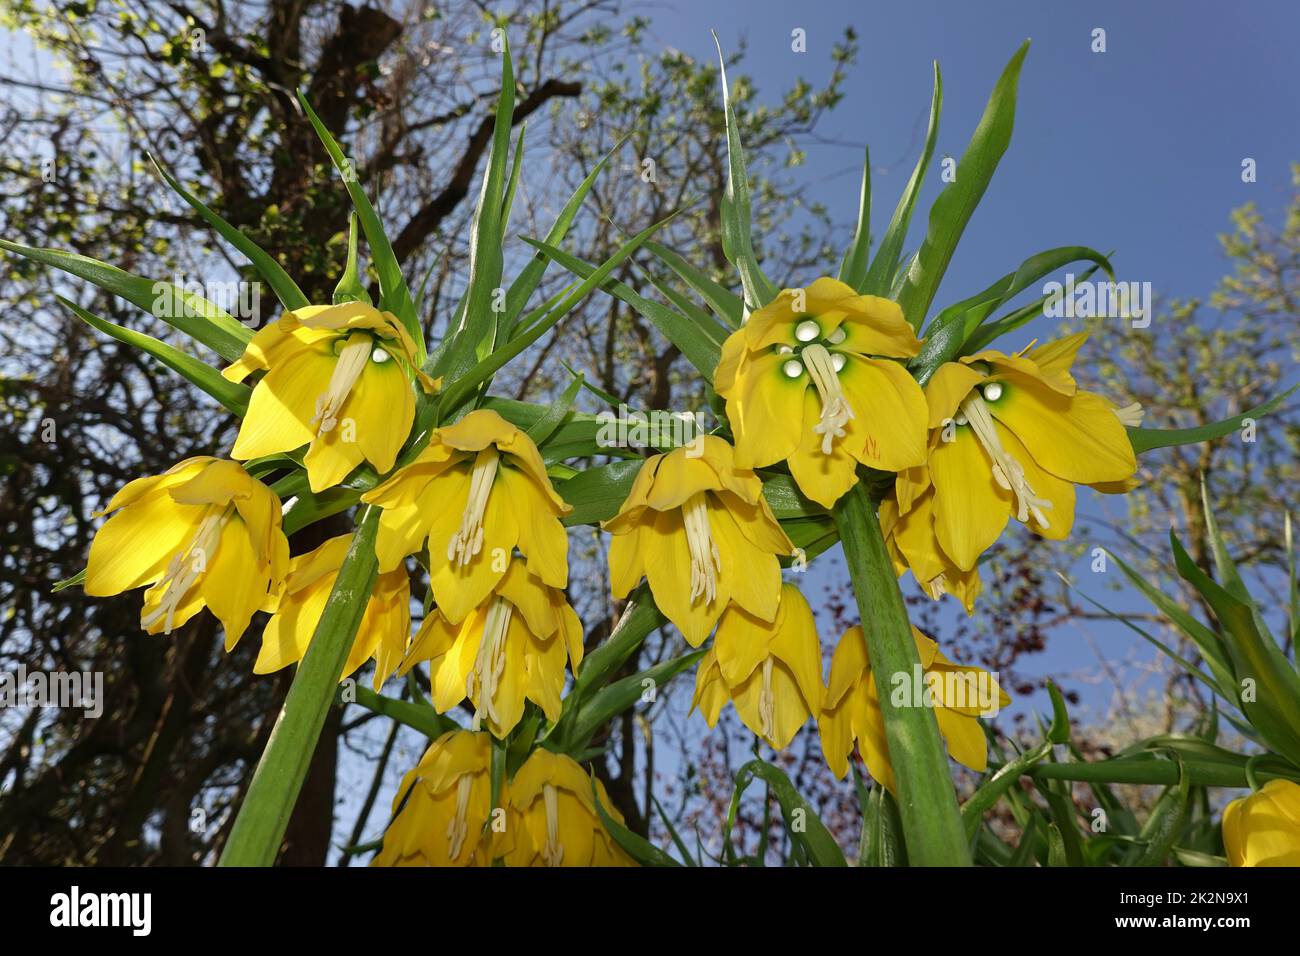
[895,44,1028,329]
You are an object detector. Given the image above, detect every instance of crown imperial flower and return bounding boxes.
[604,436,794,647]
[714,277,929,507]
[85,456,288,644]
[224,301,436,493]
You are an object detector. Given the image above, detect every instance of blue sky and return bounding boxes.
[640,0,1299,724]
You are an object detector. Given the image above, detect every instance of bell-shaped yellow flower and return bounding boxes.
[224,302,437,493]
[604,436,794,647]
[819,624,1009,791]
[85,456,288,645]
[691,583,824,749]
[372,730,499,867]
[880,484,982,613]
[714,276,928,508]
[362,408,571,625]
[253,533,410,689]
[496,748,635,867]
[400,557,583,738]
[1222,779,1300,867]
[921,332,1140,570]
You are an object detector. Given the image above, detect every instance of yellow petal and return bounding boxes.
[929,425,1011,570]
[840,356,928,472]
[85,497,203,595]
[787,388,860,508]
[990,383,1137,484]
[924,362,985,429]
[231,348,332,460]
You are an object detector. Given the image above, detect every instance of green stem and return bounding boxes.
[219,506,381,867]
[832,483,970,866]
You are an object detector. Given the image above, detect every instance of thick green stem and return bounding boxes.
[219,506,380,867]
[833,483,970,866]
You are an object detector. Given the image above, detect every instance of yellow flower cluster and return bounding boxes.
[82,271,1143,863]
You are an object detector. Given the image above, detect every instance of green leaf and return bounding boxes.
[496,135,630,343]
[712,33,778,308]
[590,777,681,867]
[343,684,458,740]
[59,296,250,416]
[149,156,309,311]
[963,261,1107,354]
[724,760,847,867]
[911,246,1113,384]
[500,124,526,229]
[572,588,666,696]
[1128,384,1296,454]
[837,146,873,290]
[557,649,704,753]
[0,238,251,361]
[525,373,585,448]
[894,43,1029,329]
[437,211,682,418]
[643,239,743,327]
[1170,531,1300,765]
[297,92,420,356]
[523,237,724,379]
[432,41,515,382]
[652,796,700,866]
[833,484,970,864]
[333,213,372,306]
[862,63,941,297]
[1132,757,1191,866]
[219,507,380,866]
[559,458,642,527]
[51,568,86,593]
[960,682,1070,837]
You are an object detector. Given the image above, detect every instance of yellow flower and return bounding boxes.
[497,748,635,867]
[880,485,982,613]
[714,277,928,508]
[362,408,571,624]
[224,302,436,493]
[85,457,288,645]
[819,624,1009,792]
[372,730,498,867]
[691,583,824,749]
[1222,779,1300,867]
[604,436,794,647]
[920,332,1140,571]
[400,556,583,738]
[253,533,410,689]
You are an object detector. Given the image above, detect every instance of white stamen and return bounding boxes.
[782,359,803,378]
[982,381,1004,402]
[469,596,513,732]
[448,448,500,567]
[831,352,846,372]
[446,774,474,861]
[827,327,847,345]
[1114,401,1145,427]
[141,510,226,634]
[960,393,1052,529]
[682,492,721,606]
[542,784,563,867]
[312,334,372,434]
[371,347,391,363]
[795,319,820,342]
[801,343,855,454]
[758,657,776,738]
